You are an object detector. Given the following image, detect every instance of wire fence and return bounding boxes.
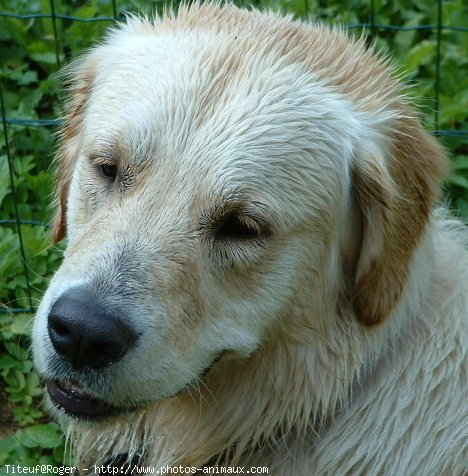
[1,0,467,314]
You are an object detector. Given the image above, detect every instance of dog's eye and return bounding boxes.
[215,214,261,241]
[99,163,118,182]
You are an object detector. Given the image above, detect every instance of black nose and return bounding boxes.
[47,287,136,370]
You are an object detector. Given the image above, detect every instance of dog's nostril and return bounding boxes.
[47,287,137,370]
[49,319,71,337]
[102,342,125,359]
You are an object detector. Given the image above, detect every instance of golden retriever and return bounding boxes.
[32,3,468,474]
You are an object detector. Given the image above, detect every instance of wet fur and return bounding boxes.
[33,3,467,474]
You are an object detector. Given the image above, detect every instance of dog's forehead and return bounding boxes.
[84,31,306,151]
[79,28,360,215]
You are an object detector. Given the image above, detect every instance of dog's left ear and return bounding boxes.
[52,57,96,243]
[350,117,447,325]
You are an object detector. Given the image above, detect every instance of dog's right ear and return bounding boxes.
[52,57,96,243]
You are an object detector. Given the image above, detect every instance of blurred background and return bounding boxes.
[0,0,467,467]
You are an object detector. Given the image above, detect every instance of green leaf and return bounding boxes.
[0,354,18,370]
[0,435,17,465]
[0,155,11,207]
[21,424,63,449]
[4,341,28,361]
[448,174,468,189]
[25,371,41,396]
[9,313,34,336]
[30,52,60,65]
[401,40,436,72]
[9,69,38,86]
[452,155,468,171]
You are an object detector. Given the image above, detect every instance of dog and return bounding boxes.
[32,3,468,474]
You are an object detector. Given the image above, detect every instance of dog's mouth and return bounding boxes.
[47,381,127,419]
[46,352,228,419]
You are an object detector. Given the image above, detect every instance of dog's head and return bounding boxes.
[33,4,446,421]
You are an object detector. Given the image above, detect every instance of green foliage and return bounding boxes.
[0,0,467,468]
[0,310,65,466]
[0,423,69,467]
[0,314,41,423]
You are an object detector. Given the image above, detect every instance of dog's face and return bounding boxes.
[32,6,445,422]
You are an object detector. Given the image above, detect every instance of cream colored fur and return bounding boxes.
[32,3,467,474]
